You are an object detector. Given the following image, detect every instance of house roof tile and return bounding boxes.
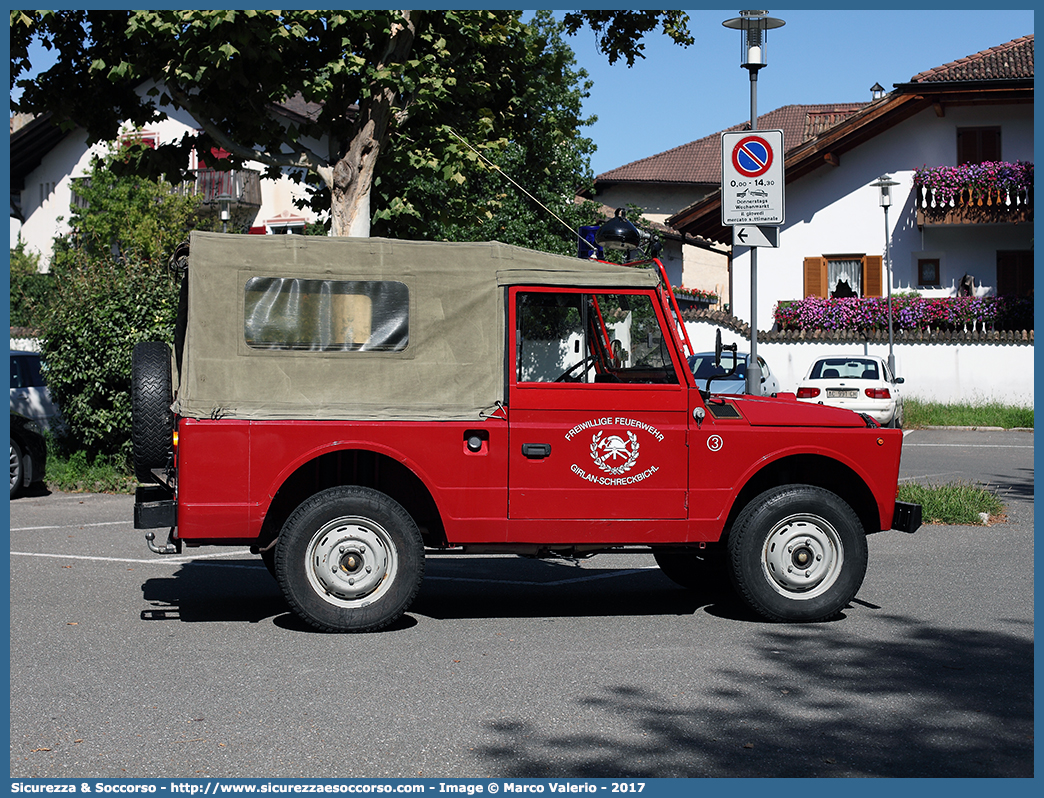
[908,33,1033,83]
[595,103,866,186]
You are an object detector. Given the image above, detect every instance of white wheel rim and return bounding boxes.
[304,516,397,608]
[760,513,844,600]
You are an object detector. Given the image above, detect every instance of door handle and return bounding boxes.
[521,443,552,459]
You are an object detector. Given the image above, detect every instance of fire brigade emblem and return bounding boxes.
[590,431,640,475]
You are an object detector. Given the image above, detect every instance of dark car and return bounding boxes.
[10,350,62,431]
[10,411,47,498]
[687,351,780,395]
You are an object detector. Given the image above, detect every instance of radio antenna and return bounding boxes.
[446,128,592,251]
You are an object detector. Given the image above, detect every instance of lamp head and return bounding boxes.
[594,208,642,252]
[870,175,900,208]
[723,10,785,70]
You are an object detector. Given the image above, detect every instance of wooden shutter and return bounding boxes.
[862,255,883,297]
[803,257,828,298]
[958,127,1001,164]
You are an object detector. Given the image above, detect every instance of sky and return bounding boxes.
[555,8,1035,176]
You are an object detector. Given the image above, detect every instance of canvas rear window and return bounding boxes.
[244,277,409,352]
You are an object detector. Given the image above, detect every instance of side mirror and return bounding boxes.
[894,377,905,385]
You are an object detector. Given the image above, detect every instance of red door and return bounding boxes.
[507,288,689,523]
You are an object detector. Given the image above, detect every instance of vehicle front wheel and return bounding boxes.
[275,486,425,632]
[727,485,868,622]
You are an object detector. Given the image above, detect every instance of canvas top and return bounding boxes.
[173,231,660,421]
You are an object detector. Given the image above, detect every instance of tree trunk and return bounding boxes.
[328,11,417,237]
[330,128,379,237]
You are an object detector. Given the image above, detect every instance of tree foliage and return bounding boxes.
[10,10,549,236]
[11,9,689,238]
[372,12,605,255]
[561,10,693,66]
[9,240,53,329]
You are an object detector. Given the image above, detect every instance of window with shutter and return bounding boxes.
[803,254,882,297]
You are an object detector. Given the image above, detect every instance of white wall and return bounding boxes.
[683,321,1033,406]
[729,102,1034,329]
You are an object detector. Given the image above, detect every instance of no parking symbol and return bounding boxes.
[731,135,774,178]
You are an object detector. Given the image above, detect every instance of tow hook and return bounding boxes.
[146,527,181,555]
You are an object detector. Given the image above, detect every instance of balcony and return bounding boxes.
[179,167,262,210]
[913,161,1032,228]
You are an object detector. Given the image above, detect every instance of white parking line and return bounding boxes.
[10,549,256,566]
[9,549,658,585]
[903,443,1033,449]
[10,520,129,532]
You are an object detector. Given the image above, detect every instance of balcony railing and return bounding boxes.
[915,186,1032,226]
[178,167,262,208]
[72,168,262,211]
[913,161,1032,227]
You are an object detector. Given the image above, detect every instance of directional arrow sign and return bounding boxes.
[733,225,779,248]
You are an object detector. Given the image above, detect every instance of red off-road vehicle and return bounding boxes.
[133,231,920,632]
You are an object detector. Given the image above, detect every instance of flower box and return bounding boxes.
[774,296,1032,334]
[672,287,718,311]
[913,161,1032,225]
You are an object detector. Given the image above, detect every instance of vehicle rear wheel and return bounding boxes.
[727,485,868,622]
[10,439,24,499]
[275,486,425,632]
[131,341,174,483]
[653,546,729,592]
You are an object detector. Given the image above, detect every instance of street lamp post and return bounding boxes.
[723,10,785,395]
[870,175,899,376]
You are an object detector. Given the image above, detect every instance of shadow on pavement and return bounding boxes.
[473,617,1034,778]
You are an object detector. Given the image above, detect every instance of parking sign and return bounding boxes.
[721,130,785,226]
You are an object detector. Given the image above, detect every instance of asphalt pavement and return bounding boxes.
[7,429,1034,779]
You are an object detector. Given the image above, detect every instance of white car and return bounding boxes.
[797,355,904,428]
[688,351,781,395]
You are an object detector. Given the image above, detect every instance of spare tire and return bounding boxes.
[132,341,174,483]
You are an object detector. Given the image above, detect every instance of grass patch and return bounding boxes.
[46,449,137,494]
[904,399,1033,429]
[897,480,1005,525]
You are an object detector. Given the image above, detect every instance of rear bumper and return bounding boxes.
[892,501,922,534]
